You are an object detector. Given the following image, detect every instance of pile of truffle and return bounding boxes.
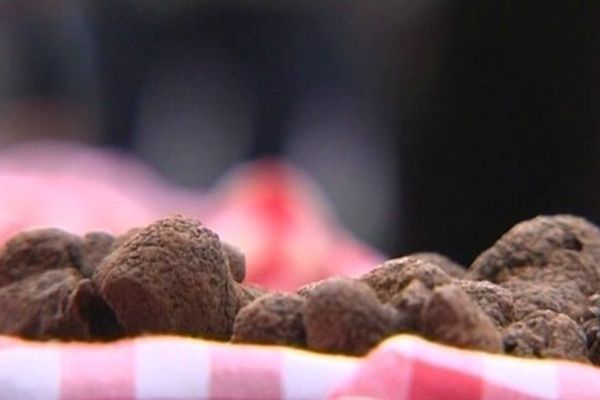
[2,214,600,364]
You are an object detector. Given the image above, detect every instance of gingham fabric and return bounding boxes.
[2,334,600,400]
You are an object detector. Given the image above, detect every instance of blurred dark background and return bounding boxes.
[1,1,599,265]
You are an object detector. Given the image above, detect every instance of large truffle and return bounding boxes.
[303,278,405,356]
[421,285,503,353]
[0,228,83,287]
[360,256,452,303]
[93,215,239,340]
[232,293,306,347]
[503,310,587,362]
[468,215,600,295]
[0,268,112,340]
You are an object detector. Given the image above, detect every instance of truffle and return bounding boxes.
[0,268,95,340]
[0,228,83,287]
[360,256,452,303]
[232,293,306,347]
[455,279,514,327]
[303,278,405,356]
[421,285,503,353]
[93,215,239,340]
[410,252,466,278]
[468,215,600,295]
[503,310,587,362]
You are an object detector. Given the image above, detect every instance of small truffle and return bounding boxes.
[503,310,587,362]
[421,285,503,353]
[411,252,466,278]
[360,256,452,303]
[0,269,93,340]
[93,215,239,340]
[455,279,514,327]
[303,278,404,356]
[0,228,83,287]
[232,293,306,347]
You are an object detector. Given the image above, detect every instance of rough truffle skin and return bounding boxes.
[421,285,503,353]
[93,215,238,340]
[360,256,452,303]
[411,252,466,278]
[455,280,514,327]
[0,268,92,340]
[221,242,246,283]
[501,279,587,322]
[467,215,600,295]
[0,228,83,287]
[303,278,402,356]
[232,293,306,347]
[503,310,587,362]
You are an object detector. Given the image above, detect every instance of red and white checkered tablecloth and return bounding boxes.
[2,334,599,400]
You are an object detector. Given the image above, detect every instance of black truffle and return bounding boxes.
[0,228,82,287]
[421,285,503,353]
[93,215,239,340]
[232,293,306,347]
[303,278,405,356]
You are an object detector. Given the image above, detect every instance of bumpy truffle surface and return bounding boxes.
[503,310,587,362]
[360,256,452,303]
[501,280,587,322]
[455,279,514,327]
[468,215,600,295]
[303,278,403,356]
[411,252,465,278]
[421,285,503,353]
[93,215,238,340]
[232,293,306,347]
[0,268,91,340]
[0,228,82,287]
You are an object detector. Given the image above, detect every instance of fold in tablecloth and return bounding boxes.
[1,334,599,400]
